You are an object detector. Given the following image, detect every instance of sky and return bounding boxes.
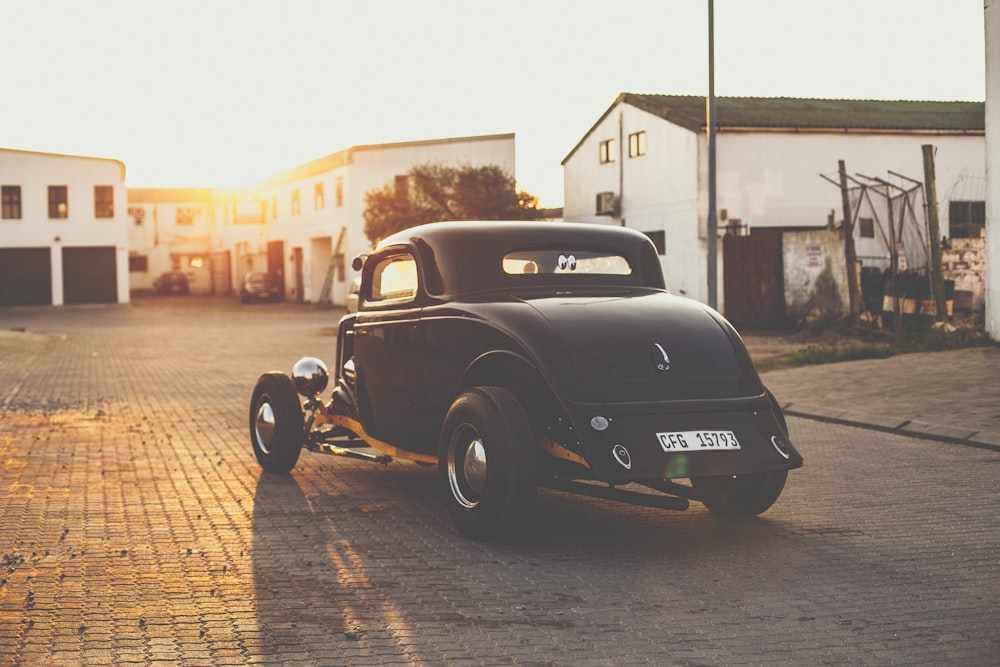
[0,0,987,208]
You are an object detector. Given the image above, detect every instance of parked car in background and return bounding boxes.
[240,272,282,303]
[152,271,189,296]
[345,276,361,313]
[248,221,802,540]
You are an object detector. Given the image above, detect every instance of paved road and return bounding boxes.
[1,298,997,666]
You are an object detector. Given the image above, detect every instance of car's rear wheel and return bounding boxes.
[250,372,304,473]
[439,386,537,540]
[691,469,787,516]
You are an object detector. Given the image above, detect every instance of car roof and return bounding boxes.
[375,221,665,296]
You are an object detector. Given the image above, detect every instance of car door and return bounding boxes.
[351,249,427,448]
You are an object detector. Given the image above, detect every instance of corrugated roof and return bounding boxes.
[563,94,984,164]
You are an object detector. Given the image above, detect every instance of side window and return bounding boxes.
[369,254,418,303]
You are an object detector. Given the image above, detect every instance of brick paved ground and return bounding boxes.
[1,298,998,666]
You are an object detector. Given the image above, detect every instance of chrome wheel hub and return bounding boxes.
[448,428,487,509]
[254,400,275,455]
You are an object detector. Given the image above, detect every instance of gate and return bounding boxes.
[723,233,785,327]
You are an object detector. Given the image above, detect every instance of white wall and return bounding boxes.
[1,149,129,304]
[126,198,212,293]
[563,104,707,300]
[986,0,1000,340]
[715,131,985,233]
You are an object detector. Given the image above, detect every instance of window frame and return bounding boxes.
[48,185,68,219]
[599,139,616,164]
[1,185,22,219]
[948,200,985,238]
[628,131,646,158]
[94,185,114,218]
[367,252,420,306]
[314,182,325,210]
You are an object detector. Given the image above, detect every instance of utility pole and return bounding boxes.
[706,0,718,309]
[922,144,947,320]
[838,160,862,318]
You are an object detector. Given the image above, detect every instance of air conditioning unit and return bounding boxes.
[595,191,620,216]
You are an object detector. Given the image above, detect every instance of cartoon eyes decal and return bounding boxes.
[557,254,577,271]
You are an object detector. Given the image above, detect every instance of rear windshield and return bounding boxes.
[502,249,632,276]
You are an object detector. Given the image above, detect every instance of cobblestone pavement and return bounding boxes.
[1,298,998,666]
[760,346,1000,450]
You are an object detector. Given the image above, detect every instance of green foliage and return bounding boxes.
[363,163,539,244]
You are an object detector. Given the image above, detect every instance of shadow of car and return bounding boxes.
[152,271,189,296]
[240,272,283,304]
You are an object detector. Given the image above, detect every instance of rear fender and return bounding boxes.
[461,350,566,437]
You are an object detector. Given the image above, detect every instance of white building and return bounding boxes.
[1,148,129,306]
[129,133,516,306]
[126,188,216,294]
[562,94,985,311]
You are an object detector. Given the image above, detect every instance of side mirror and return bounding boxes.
[352,253,368,272]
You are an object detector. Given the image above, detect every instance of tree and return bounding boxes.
[363,163,540,244]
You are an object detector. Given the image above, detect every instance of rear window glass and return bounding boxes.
[502,250,632,276]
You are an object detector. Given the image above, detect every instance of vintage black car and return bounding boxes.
[249,221,802,539]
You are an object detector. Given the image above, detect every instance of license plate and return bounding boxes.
[657,430,741,451]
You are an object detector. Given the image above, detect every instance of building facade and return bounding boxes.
[129,133,516,306]
[1,148,129,306]
[126,188,215,294]
[562,95,985,312]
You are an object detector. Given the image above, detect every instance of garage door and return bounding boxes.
[62,247,118,304]
[0,248,52,306]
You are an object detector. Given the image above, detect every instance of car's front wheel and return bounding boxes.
[249,372,304,473]
[439,387,537,540]
[690,469,787,516]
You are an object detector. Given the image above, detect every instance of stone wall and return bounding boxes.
[942,237,986,312]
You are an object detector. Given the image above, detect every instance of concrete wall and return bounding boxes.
[782,228,849,322]
[562,103,707,302]
[986,0,1000,339]
[943,238,987,312]
[1,148,129,305]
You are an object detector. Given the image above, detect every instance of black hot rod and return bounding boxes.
[249,221,802,539]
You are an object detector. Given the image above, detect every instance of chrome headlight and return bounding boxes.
[292,357,329,397]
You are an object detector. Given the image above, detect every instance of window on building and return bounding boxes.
[1,185,21,219]
[336,177,344,207]
[858,217,875,238]
[314,182,325,210]
[291,189,301,215]
[94,185,114,218]
[599,139,616,164]
[271,196,278,219]
[128,206,145,226]
[642,229,666,255]
[129,254,149,272]
[628,131,646,158]
[176,207,196,226]
[949,200,985,238]
[48,185,68,218]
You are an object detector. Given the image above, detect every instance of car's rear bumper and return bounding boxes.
[560,393,802,483]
